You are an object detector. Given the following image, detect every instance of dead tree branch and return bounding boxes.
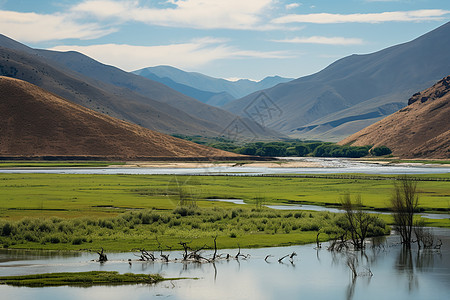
[96,248,108,262]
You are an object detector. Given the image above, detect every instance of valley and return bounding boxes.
[0,8,449,300]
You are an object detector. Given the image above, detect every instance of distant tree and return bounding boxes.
[345,146,370,158]
[256,145,286,156]
[313,144,330,157]
[390,176,419,248]
[371,146,392,156]
[238,145,257,155]
[305,142,323,152]
[331,148,345,157]
[295,145,310,156]
[285,146,298,156]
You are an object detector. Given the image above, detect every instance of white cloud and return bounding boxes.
[49,38,291,71]
[285,3,301,10]
[273,36,364,45]
[0,10,115,43]
[272,9,450,24]
[71,0,276,30]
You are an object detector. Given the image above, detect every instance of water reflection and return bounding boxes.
[0,229,449,300]
[397,247,420,293]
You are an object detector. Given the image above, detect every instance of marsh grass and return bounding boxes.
[0,206,389,251]
[0,174,448,219]
[0,271,167,287]
[0,173,446,251]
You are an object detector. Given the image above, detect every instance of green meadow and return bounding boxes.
[0,173,448,251]
[0,271,167,287]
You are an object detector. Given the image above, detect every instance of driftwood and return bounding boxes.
[278,252,297,263]
[160,254,170,262]
[155,237,170,262]
[235,245,250,260]
[133,249,155,261]
[316,232,322,249]
[96,248,108,262]
[179,241,210,262]
[327,234,349,252]
[212,236,218,261]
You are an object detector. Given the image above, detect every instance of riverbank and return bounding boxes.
[2,157,449,170]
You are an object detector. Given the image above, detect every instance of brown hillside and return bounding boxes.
[339,76,450,158]
[0,76,240,159]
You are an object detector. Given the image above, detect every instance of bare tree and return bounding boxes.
[340,194,375,250]
[391,176,419,248]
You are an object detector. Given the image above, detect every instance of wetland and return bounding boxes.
[0,158,448,299]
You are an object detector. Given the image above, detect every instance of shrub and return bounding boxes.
[1,223,12,236]
[24,232,38,242]
[294,212,303,219]
[173,207,197,217]
[371,146,392,156]
[49,236,61,244]
[72,237,86,245]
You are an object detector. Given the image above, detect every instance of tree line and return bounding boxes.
[205,140,391,158]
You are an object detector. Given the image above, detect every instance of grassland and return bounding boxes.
[1,173,448,216]
[0,173,448,252]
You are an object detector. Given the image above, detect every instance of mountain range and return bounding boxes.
[339,76,450,158]
[0,76,240,159]
[133,65,293,107]
[0,34,281,142]
[225,21,450,142]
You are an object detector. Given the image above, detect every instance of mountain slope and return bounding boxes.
[0,76,240,159]
[33,49,280,139]
[0,34,281,140]
[225,21,450,141]
[339,76,450,159]
[133,65,293,100]
[0,45,220,137]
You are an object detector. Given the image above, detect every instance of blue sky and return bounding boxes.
[0,0,449,80]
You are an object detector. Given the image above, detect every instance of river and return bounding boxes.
[0,158,449,175]
[208,199,450,220]
[0,229,449,300]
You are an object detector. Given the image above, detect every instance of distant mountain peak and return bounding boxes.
[0,34,282,141]
[224,21,450,141]
[133,65,293,102]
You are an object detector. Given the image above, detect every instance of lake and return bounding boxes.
[0,229,449,300]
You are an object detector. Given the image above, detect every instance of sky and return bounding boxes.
[0,0,449,81]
